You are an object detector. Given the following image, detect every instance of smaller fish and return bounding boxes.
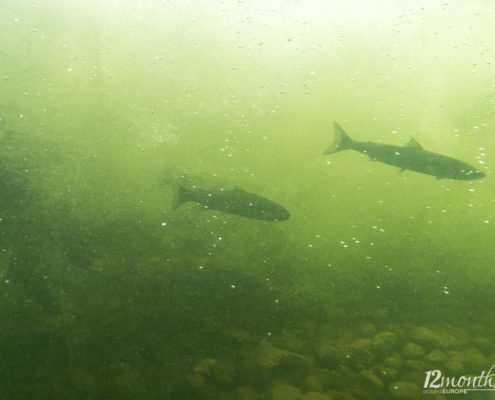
[324,122,486,180]
[172,185,290,221]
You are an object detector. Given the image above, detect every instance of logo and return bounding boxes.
[424,365,495,394]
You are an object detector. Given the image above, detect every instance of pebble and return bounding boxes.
[370,331,399,359]
[410,326,455,349]
[302,391,333,400]
[401,342,426,359]
[424,349,448,363]
[388,381,422,398]
[271,383,303,400]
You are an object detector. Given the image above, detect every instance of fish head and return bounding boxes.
[455,167,485,181]
[275,207,291,221]
[462,168,486,180]
[260,206,291,221]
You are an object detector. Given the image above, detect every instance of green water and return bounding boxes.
[1,0,494,399]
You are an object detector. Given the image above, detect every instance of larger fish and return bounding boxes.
[324,122,485,180]
[172,185,290,221]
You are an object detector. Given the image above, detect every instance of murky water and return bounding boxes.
[1,0,494,398]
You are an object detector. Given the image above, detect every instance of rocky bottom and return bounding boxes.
[185,320,495,400]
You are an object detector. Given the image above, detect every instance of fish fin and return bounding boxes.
[172,186,189,210]
[405,137,423,149]
[323,122,354,155]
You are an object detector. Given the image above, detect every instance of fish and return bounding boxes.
[172,185,290,221]
[324,122,486,180]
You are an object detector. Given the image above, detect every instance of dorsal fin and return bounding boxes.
[405,138,423,149]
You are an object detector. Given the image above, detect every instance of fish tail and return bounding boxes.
[323,122,354,154]
[172,186,190,210]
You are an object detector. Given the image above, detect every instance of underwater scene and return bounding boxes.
[1,0,494,399]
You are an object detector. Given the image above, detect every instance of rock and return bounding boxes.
[303,374,324,392]
[221,327,252,345]
[403,359,428,372]
[193,358,217,375]
[239,339,291,386]
[327,391,355,400]
[322,305,348,324]
[375,365,399,382]
[370,331,399,359]
[349,338,374,365]
[187,374,206,390]
[401,342,426,359]
[238,358,272,387]
[211,360,236,387]
[325,366,359,391]
[302,369,336,392]
[237,385,258,400]
[275,331,305,353]
[410,326,455,349]
[461,347,488,373]
[388,381,422,398]
[317,341,345,369]
[361,369,385,390]
[271,383,303,400]
[192,358,236,388]
[445,351,465,374]
[383,355,403,369]
[359,323,378,337]
[274,353,312,384]
[424,349,448,364]
[302,392,333,400]
[253,340,289,368]
[347,388,376,400]
[472,336,493,353]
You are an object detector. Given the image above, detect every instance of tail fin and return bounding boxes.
[172,186,190,210]
[323,122,354,155]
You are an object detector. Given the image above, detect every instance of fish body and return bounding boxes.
[324,122,485,180]
[172,186,290,221]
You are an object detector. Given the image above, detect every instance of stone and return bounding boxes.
[193,358,217,375]
[274,353,312,384]
[444,351,465,374]
[361,369,385,390]
[221,328,252,345]
[237,385,258,400]
[187,374,206,389]
[253,339,289,368]
[410,326,455,349]
[317,341,345,369]
[388,381,422,398]
[275,331,305,353]
[359,323,378,337]
[326,391,355,400]
[472,336,493,352]
[401,342,426,359]
[403,359,429,373]
[304,374,324,392]
[302,369,335,392]
[375,365,399,382]
[271,383,303,400]
[461,347,488,373]
[238,358,272,387]
[370,331,399,359]
[424,349,448,364]
[383,355,403,369]
[211,360,236,387]
[349,338,374,365]
[302,391,333,400]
